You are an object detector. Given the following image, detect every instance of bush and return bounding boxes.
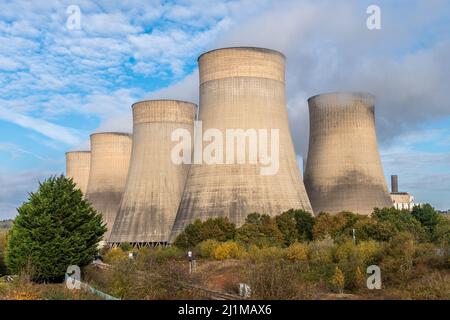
[235,213,284,248]
[372,207,427,241]
[330,266,345,293]
[308,237,334,265]
[285,242,309,261]
[104,248,128,264]
[0,231,8,276]
[313,212,360,241]
[289,209,315,242]
[119,243,132,252]
[212,241,245,260]
[247,246,286,263]
[173,218,236,249]
[197,239,220,258]
[5,175,106,282]
[275,211,298,246]
[245,259,306,299]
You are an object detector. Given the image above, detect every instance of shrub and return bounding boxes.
[287,209,315,242]
[173,218,236,249]
[372,207,427,241]
[275,211,298,246]
[380,232,417,283]
[197,239,220,258]
[6,175,106,282]
[308,237,334,265]
[312,212,359,241]
[0,231,8,276]
[247,246,286,263]
[104,247,127,264]
[235,213,284,248]
[330,266,345,293]
[285,242,309,261]
[119,243,132,252]
[245,259,305,299]
[212,241,245,260]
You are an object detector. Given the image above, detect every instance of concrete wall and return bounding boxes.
[85,132,132,238]
[170,47,312,241]
[109,100,196,245]
[65,151,90,195]
[304,92,392,215]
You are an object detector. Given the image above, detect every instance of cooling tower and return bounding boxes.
[109,100,196,246]
[85,132,132,238]
[65,151,90,195]
[170,47,313,241]
[304,92,392,215]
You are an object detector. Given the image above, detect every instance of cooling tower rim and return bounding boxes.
[308,91,376,103]
[89,132,132,138]
[197,46,286,61]
[131,99,198,109]
[65,150,90,155]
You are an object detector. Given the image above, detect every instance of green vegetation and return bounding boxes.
[5,175,106,282]
[174,206,449,249]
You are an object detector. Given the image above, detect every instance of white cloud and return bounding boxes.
[0,106,81,145]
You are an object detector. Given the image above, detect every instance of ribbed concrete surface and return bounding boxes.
[109,100,196,244]
[85,132,132,238]
[65,151,90,195]
[170,47,312,241]
[304,92,392,215]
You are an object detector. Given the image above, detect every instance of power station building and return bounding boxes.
[390,175,417,210]
[64,47,402,245]
[170,47,313,241]
[85,132,132,239]
[109,100,196,246]
[65,151,90,195]
[304,92,392,215]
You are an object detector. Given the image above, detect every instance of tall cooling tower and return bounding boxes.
[85,132,132,238]
[170,47,312,241]
[304,92,392,215]
[65,151,90,195]
[109,100,196,246]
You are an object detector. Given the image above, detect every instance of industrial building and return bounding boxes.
[170,47,313,241]
[304,92,392,215]
[109,100,197,246]
[84,132,132,239]
[64,47,400,245]
[65,151,90,195]
[390,175,417,210]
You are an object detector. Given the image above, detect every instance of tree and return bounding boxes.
[411,204,449,243]
[275,211,298,246]
[235,213,284,248]
[6,175,106,282]
[283,209,315,242]
[373,207,426,241]
[173,217,236,249]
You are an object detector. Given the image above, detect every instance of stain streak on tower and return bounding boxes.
[170,47,312,240]
[65,151,90,195]
[304,92,392,215]
[109,100,196,245]
[85,132,132,238]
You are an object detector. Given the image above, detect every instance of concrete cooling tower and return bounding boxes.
[170,47,313,241]
[304,92,392,215]
[85,132,132,238]
[65,151,90,195]
[109,100,196,246]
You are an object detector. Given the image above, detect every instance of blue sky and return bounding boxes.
[1,0,450,219]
